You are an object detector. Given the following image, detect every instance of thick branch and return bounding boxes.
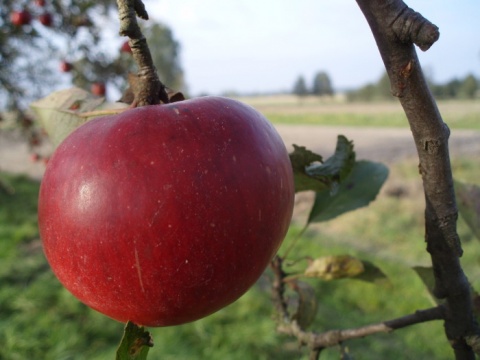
[355,0,479,358]
[116,0,169,105]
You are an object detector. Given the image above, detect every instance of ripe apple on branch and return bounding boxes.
[36,2,295,355]
[38,96,295,327]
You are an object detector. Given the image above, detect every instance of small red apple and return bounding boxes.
[30,153,41,162]
[120,41,132,54]
[91,82,106,96]
[35,0,46,6]
[59,61,73,73]
[38,12,53,27]
[11,10,32,26]
[38,96,294,327]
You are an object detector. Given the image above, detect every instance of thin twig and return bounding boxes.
[271,256,446,354]
[277,306,445,349]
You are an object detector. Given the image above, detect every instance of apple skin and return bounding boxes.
[38,96,294,327]
[11,10,32,26]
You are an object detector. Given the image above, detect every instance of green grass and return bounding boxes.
[266,112,409,127]
[1,155,480,359]
[237,97,480,129]
[266,110,480,129]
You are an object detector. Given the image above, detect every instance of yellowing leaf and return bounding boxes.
[304,255,365,280]
[30,87,129,147]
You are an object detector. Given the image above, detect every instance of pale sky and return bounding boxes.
[143,1,480,96]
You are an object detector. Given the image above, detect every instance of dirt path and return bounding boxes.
[276,125,480,163]
[1,126,479,180]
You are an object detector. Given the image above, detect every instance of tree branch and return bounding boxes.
[271,256,445,357]
[116,0,169,106]
[276,306,445,350]
[354,1,480,358]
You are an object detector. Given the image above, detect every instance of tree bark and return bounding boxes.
[354,1,479,358]
[116,0,169,106]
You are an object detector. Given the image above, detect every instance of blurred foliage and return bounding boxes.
[0,0,185,111]
[347,71,479,102]
[346,72,393,102]
[430,74,479,100]
[143,23,185,92]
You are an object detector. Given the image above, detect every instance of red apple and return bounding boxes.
[120,40,132,54]
[35,0,46,6]
[30,153,41,162]
[11,10,32,26]
[38,12,53,27]
[91,82,106,96]
[59,61,73,73]
[38,96,294,327]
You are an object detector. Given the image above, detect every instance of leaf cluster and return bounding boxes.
[278,133,480,358]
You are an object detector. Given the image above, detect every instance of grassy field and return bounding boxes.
[236,95,480,129]
[0,98,479,359]
[2,159,480,359]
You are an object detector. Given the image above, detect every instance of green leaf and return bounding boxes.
[307,135,355,182]
[116,321,153,360]
[454,180,480,241]
[412,266,441,305]
[30,87,128,147]
[289,135,355,193]
[290,280,318,329]
[413,266,480,318]
[353,260,389,284]
[289,144,326,193]
[307,160,389,224]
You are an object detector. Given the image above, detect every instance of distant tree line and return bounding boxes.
[292,71,479,101]
[346,72,479,102]
[292,71,334,97]
[429,74,478,100]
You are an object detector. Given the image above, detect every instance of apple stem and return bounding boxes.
[116,0,170,106]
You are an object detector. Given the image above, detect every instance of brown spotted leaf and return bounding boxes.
[116,321,153,360]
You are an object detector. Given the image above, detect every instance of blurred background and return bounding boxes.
[147,0,480,97]
[0,0,479,109]
[1,1,480,359]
